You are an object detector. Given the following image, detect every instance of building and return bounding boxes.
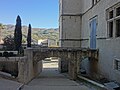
[59,0,81,47]
[38,39,57,47]
[59,0,120,83]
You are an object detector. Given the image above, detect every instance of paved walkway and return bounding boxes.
[0,78,22,90]
[22,61,90,90]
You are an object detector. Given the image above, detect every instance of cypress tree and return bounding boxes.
[14,15,22,51]
[27,24,32,47]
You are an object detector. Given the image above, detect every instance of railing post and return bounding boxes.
[68,51,77,80]
[76,51,82,75]
[24,48,34,83]
[58,50,68,73]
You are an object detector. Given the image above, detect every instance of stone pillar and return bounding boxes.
[18,56,28,83]
[68,51,77,80]
[33,60,42,77]
[76,51,82,75]
[58,51,68,73]
[18,48,34,84]
[58,57,68,73]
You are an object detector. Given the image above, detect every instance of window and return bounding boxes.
[107,9,114,38]
[107,3,120,38]
[109,10,113,19]
[114,59,120,71]
[109,21,113,37]
[116,7,120,16]
[92,0,100,6]
[116,19,120,37]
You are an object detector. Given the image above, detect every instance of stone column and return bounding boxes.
[32,51,43,77]
[18,56,27,83]
[58,51,68,73]
[68,51,77,80]
[19,48,34,84]
[76,51,82,75]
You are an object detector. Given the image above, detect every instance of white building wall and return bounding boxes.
[48,39,57,47]
[60,0,120,83]
[81,0,120,82]
[81,0,92,13]
[59,0,63,15]
[59,16,81,47]
[62,16,81,39]
[59,0,82,47]
[61,0,82,14]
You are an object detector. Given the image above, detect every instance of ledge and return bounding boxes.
[78,75,106,89]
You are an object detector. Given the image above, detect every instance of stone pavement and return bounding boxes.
[22,61,91,90]
[0,78,23,90]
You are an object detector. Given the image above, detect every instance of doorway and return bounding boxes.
[43,57,59,69]
[41,57,59,77]
[90,17,97,49]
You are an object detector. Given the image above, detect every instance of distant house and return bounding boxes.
[38,39,46,46]
[38,39,57,47]
[0,39,4,44]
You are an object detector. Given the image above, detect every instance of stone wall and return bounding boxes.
[0,50,43,84]
[58,58,68,73]
[0,57,18,77]
[18,49,43,84]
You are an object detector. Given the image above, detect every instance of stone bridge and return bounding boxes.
[18,47,98,83]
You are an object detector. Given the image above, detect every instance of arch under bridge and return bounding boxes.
[18,47,99,83]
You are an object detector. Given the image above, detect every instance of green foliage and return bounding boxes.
[3,35,14,50]
[22,37,26,43]
[1,24,59,44]
[0,23,5,30]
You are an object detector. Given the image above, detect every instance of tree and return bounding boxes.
[27,24,32,47]
[0,23,4,29]
[0,23,4,44]
[3,35,14,50]
[14,15,22,51]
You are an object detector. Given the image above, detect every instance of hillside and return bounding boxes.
[1,24,59,44]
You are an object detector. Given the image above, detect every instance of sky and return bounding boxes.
[0,0,59,28]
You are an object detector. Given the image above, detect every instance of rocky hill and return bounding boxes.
[1,24,59,44]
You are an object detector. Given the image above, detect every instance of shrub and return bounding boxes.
[3,52,9,57]
[9,52,14,57]
[3,35,14,50]
[0,53,2,57]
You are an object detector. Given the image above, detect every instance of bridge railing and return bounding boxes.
[29,47,99,80]
[10,47,98,84]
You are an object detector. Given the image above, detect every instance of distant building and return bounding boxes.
[0,39,4,44]
[38,39,57,47]
[38,39,46,46]
[59,0,120,83]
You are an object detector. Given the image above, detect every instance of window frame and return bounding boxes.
[114,58,120,72]
[108,21,113,38]
[107,3,120,38]
[92,0,100,6]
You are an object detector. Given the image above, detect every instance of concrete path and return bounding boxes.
[0,78,23,90]
[22,61,91,90]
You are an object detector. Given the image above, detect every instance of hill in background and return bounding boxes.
[1,24,59,44]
